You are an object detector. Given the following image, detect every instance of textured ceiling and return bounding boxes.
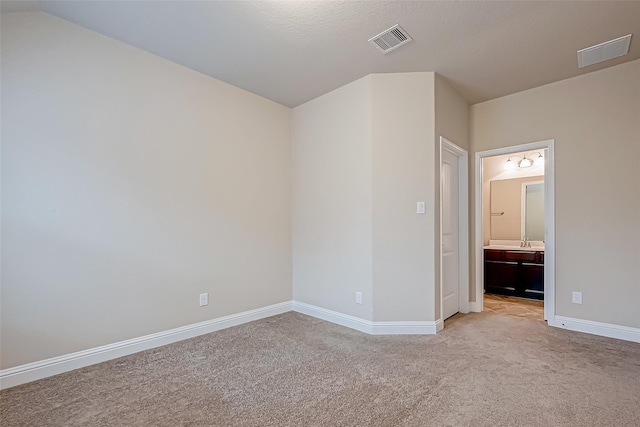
[2,1,639,107]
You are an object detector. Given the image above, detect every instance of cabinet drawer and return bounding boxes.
[484,249,504,261]
[503,250,537,262]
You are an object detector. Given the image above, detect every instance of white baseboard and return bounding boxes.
[292,301,372,334]
[0,301,293,390]
[292,301,441,335]
[553,315,640,343]
[469,301,482,312]
[371,319,443,335]
[0,300,467,390]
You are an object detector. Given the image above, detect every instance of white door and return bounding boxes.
[442,148,460,319]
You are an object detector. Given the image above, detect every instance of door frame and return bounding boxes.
[439,137,469,321]
[474,139,555,323]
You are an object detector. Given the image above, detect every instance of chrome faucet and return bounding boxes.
[521,236,531,248]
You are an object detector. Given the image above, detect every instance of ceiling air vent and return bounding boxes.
[577,34,632,68]
[369,24,412,54]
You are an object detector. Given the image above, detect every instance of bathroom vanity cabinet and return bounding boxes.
[484,249,544,300]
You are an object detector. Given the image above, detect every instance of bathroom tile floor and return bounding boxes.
[483,294,544,320]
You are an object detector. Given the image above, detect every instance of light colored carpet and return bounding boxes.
[1,310,639,426]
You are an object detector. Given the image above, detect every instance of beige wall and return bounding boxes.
[293,72,443,323]
[371,73,436,322]
[433,74,470,319]
[471,59,640,328]
[291,76,374,320]
[1,12,292,369]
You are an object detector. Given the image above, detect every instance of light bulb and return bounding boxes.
[534,155,544,166]
[504,159,516,170]
[519,157,532,168]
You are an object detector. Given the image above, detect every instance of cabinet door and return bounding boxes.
[485,261,519,296]
[522,262,544,300]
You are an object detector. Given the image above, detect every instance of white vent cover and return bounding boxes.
[369,25,412,54]
[577,34,632,68]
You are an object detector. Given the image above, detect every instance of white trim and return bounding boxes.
[0,300,444,390]
[292,301,441,335]
[292,301,372,334]
[474,139,555,323]
[554,316,640,343]
[474,151,484,313]
[0,301,293,390]
[371,319,443,335]
[542,143,555,322]
[439,137,470,321]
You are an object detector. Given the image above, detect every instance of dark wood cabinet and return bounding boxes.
[484,249,544,300]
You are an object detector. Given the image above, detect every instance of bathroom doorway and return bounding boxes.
[475,140,555,323]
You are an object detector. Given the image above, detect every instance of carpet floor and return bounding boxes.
[1,310,639,426]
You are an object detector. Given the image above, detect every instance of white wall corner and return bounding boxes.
[0,301,293,390]
[553,315,640,343]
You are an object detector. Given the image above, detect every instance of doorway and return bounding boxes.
[439,137,469,321]
[475,140,555,323]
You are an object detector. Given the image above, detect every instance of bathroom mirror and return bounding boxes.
[490,176,544,240]
[523,182,544,241]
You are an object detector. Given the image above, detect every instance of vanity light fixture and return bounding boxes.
[504,157,518,170]
[504,152,544,170]
[532,152,544,167]
[519,155,533,168]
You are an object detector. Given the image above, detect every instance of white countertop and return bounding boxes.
[484,245,544,251]
[484,240,544,251]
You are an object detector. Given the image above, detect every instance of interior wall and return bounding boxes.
[1,12,292,369]
[371,72,436,322]
[293,72,449,324]
[471,59,640,328]
[291,76,374,320]
[433,74,470,319]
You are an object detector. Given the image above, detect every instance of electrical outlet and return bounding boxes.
[199,293,209,307]
[572,291,582,304]
[355,291,362,305]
